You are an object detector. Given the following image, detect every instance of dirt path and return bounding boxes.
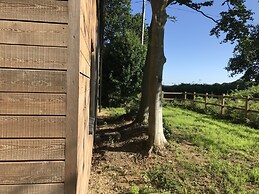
[88,113,149,194]
[88,113,206,194]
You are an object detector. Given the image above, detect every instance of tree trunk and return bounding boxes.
[135,21,153,125]
[135,58,149,124]
[148,0,168,149]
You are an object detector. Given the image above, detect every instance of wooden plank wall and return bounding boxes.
[0,0,68,193]
[76,0,98,193]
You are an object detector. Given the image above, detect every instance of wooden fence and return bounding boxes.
[162,91,259,117]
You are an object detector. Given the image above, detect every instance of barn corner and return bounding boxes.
[0,0,101,193]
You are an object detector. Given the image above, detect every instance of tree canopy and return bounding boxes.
[102,0,147,107]
[226,25,259,83]
[102,30,146,107]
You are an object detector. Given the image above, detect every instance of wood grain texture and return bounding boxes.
[79,51,90,77]
[0,116,65,138]
[80,31,90,78]
[0,184,64,194]
[77,75,92,193]
[65,0,80,193]
[0,161,65,184]
[80,0,90,51]
[0,139,65,161]
[90,0,97,45]
[0,69,66,93]
[0,93,66,115]
[76,0,97,192]
[0,0,68,23]
[0,44,67,70]
[84,135,94,192]
[0,21,67,47]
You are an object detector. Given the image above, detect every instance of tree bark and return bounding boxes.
[135,21,153,125]
[148,0,168,149]
[135,58,149,124]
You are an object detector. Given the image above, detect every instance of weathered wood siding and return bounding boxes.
[77,0,98,193]
[0,0,68,192]
[0,0,98,193]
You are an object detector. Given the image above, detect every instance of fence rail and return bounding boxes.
[162,91,259,117]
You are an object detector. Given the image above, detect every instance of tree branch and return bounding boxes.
[185,5,218,24]
[167,0,176,7]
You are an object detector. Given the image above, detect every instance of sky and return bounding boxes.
[131,1,259,85]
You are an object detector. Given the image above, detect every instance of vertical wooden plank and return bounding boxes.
[205,93,208,113]
[221,94,225,115]
[76,75,90,193]
[193,92,196,107]
[245,96,250,118]
[65,0,80,193]
[79,51,90,77]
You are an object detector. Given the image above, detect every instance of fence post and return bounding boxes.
[162,91,164,101]
[221,94,225,115]
[245,96,250,118]
[193,92,196,107]
[183,92,187,106]
[184,92,187,101]
[205,93,208,113]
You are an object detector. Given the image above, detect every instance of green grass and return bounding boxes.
[144,106,259,194]
[163,106,259,156]
[108,107,126,117]
[168,85,259,128]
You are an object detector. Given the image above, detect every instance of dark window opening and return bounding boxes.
[89,40,98,135]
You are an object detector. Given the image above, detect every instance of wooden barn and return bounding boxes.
[0,0,100,193]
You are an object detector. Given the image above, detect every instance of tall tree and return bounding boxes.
[102,0,147,107]
[102,31,146,107]
[135,23,152,124]
[138,0,254,149]
[103,0,131,45]
[226,25,259,83]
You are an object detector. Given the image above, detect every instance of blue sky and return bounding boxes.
[131,1,259,85]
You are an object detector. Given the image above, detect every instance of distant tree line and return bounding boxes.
[163,80,254,95]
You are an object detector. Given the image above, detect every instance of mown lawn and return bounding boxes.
[143,106,259,194]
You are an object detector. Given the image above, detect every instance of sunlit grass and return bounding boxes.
[101,107,259,193]
[143,106,259,194]
[163,106,259,158]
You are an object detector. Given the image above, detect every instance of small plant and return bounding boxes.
[250,167,259,183]
[163,119,173,140]
[130,185,140,194]
[145,164,182,193]
[125,94,141,116]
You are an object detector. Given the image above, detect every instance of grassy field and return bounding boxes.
[168,85,259,128]
[143,106,259,194]
[90,106,259,194]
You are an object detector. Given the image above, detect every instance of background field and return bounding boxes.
[89,106,259,194]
